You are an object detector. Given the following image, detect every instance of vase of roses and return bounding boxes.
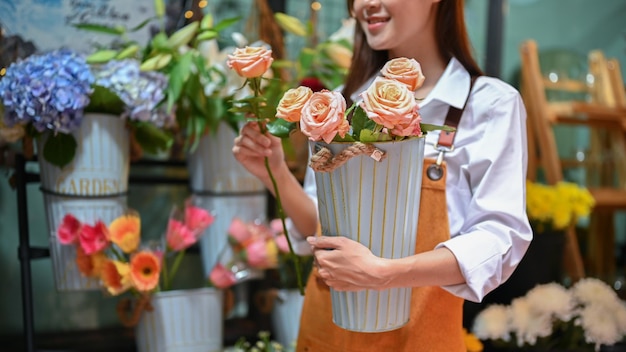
[58,196,222,352]
[0,49,173,291]
[226,45,449,331]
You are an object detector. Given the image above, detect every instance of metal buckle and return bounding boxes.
[427,144,452,181]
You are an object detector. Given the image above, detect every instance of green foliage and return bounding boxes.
[43,133,77,169]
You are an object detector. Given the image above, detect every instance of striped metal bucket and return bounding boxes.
[310,137,425,332]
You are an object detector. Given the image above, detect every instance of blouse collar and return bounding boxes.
[419,57,471,109]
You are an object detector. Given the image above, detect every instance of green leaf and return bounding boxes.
[200,13,214,30]
[213,17,241,32]
[43,133,77,169]
[299,48,316,74]
[115,44,140,59]
[130,17,156,32]
[267,119,295,138]
[86,85,125,115]
[166,51,194,111]
[132,122,173,154]
[332,134,356,142]
[73,23,125,35]
[420,123,455,133]
[154,0,165,18]
[140,53,173,71]
[359,129,392,143]
[274,12,307,37]
[196,30,218,42]
[166,21,199,49]
[150,32,170,51]
[86,50,119,64]
[350,105,375,139]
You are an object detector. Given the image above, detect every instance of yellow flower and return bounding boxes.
[108,213,141,253]
[464,329,483,352]
[526,180,595,231]
[101,259,132,296]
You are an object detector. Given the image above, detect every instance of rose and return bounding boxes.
[300,90,349,143]
[184,204,214,234]
[228,217,254,246]
[276,86,313,122]
[57,214,82,245]
[79,220,110,255]
[242,238,278,269]
[359,77,421,137]
[380,57,425,91]
[209,263,237,289]
[166,219,197,251]
[226,46,274,79]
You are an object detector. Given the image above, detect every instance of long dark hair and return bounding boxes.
[342,0,483,104]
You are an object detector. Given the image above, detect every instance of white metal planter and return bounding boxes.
[38,113,129,291]
[271,289,305,351]
[310,137,426,332]
[135,288,224,352]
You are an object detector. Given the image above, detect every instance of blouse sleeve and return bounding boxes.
[436,86,533,302]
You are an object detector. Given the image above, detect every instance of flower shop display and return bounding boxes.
[472,278,626,351]
[0,48,171,290]
[57,197,224,352]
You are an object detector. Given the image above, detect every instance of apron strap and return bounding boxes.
[427,75,479,181]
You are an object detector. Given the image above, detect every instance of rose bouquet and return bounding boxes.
[56,196,214,325]
[472,278,626,351]
[526,180,595,232]
[0,48,174,168]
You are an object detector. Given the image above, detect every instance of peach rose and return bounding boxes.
[276,86,313,122]
[380,57,425,91]
[227,46,274,79]
[300,90,349,143]
[359,77,420,137]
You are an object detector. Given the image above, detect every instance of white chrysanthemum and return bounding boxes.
[571,278,619,306]
[612,300,626,335]
[576,302,622,348]
[509,297,553,347]
[526,283,575,321]
[472,304,511,341]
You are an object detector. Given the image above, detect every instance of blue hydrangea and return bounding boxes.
[0,49,94,133]
[93,59,173,128]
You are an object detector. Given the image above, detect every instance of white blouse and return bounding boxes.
[287,57,533,303]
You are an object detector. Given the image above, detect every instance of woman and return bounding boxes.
[233,0,532,350]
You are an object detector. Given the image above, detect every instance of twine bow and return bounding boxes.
[116,294,154,327]
[309,142,387,172]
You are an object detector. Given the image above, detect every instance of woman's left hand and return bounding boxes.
[307,236,390,291]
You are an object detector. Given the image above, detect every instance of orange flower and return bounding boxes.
[75,246,107,278]
[108,213,141,253]
[130,251,161,292]
[227,46,274,79]
[101,259,131,296]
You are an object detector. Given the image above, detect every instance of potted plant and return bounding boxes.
[57,196,221,352]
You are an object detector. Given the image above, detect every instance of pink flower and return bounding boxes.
[184,204,214,233]
[209,264,237,289]
[380,57,425,91]
[274,234,291,254]
[269,218,284,235]
[276,86,313,122]
[300,90,349,143]
[166,219,197,251]
[243,239,278,269]
[79,221,109,255]
[57,214,82,245]
[227,46,274,79]
[228,218,253,246]
[359,77,421,137]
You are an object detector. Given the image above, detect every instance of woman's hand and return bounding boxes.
[308,236,391,291]
[232,121,286,184]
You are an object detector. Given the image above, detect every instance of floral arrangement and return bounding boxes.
[526,180,595,232]
[76,0,242,153]
[208,217,313,290]
[0,48,173,167]
[472,278,626,351]
[233,331,284,352]
[56,197,214,324]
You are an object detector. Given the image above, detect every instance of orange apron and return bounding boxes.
[296,159,465,352]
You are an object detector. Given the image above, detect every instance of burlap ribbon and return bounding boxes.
[309,142,387,173]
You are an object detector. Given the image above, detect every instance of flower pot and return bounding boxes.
[187,122,265,193]
[310,137,426,332]
[271,289,305,351]
[135,288,224,352]
[38,113,129,291]
[187,123,267,277]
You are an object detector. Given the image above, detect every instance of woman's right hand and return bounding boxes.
[233,121,286,184]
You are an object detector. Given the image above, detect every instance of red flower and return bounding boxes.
[299,77,326,92]
[79,220,110,255]
[209,264,237,289]
[57,214,82,245]
[166,219,197,251]
[184,204,214,234]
